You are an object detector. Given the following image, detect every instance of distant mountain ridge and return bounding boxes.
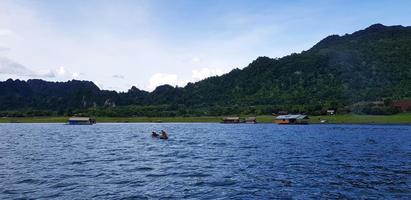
[1,24,410,115]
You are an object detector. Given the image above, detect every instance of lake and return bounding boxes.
[0,123,410,199]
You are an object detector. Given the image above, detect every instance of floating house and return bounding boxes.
[68,117,96,125]
[222,116,257,124]
[245,117,257,124]
[275,115,308,125]
[222,117,241,123]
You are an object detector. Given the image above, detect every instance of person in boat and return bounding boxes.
[152,131,159,137]
[159,130,168,140]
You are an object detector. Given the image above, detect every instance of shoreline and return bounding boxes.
[0,114,410,124]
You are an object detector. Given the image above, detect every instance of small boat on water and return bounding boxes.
[67,117,96,125]
[152,130,168,139]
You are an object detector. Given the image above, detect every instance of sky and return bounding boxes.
[0,0,410,91]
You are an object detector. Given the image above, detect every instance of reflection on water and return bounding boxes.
[0,123,410,199]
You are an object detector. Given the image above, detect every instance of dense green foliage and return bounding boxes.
[0,24,410,117]
[1,113,411,124]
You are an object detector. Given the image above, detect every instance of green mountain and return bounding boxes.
[179,24,410,105]
[1,24,410,116]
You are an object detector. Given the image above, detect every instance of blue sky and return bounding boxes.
[0,0,410,91]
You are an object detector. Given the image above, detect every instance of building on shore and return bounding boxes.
[274,114,308,125]
[327,110,335,115]
[393,99,411,112]
[245,117,257,124]
[68,117,96,125]
[222,116,258,124]
[222,117,241,123]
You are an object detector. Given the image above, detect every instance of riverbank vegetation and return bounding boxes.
[0,113,410,124]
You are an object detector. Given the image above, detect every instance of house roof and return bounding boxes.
[223,117,240,120]
[69,117,91,121]
[275,114,307,120]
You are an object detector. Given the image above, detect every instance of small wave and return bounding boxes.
[92,192,116,198]
[16,178,44,185]
[2,189,18,195]
[205,179,237,187]
[177,172,211,178]
[37,193,61,199]
[120,195,149,200]
[50,182,78,189]
[126,166,155,172]
[68,161,85,165]
[137,166,155,171]
[146,173,171,177]
[279,179,292,187]
[105,180,131,185]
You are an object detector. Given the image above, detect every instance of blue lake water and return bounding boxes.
[0,123,410,199]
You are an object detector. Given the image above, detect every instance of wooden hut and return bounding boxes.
[222,117,241,123]
[68,117,96,125]
[245,117,257,124]
[275,115,308,125]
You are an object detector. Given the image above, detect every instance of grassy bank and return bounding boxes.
[0,116,222,123]
[308,113,411,124]
[0,113,410,124]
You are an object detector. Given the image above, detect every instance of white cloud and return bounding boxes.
[0,29,13,37]
[0,1,326,91]
[147,73,189,91]
[0,56,29,75]
[191,57,201,63]
[0,56,55,78]
[35,69,55,78]
[72,72,79,79]
[94,81,103,89]
[0,46,10,52]
[145,68,226,91]
[54,66,80,79]
[112,74,125,79]
[56,67,80,79]
[0,1,262,91]
[56,66,66,76]
[192,68,226,80]
[0,57,82,79]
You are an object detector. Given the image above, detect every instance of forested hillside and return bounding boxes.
[1,24,410,117]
